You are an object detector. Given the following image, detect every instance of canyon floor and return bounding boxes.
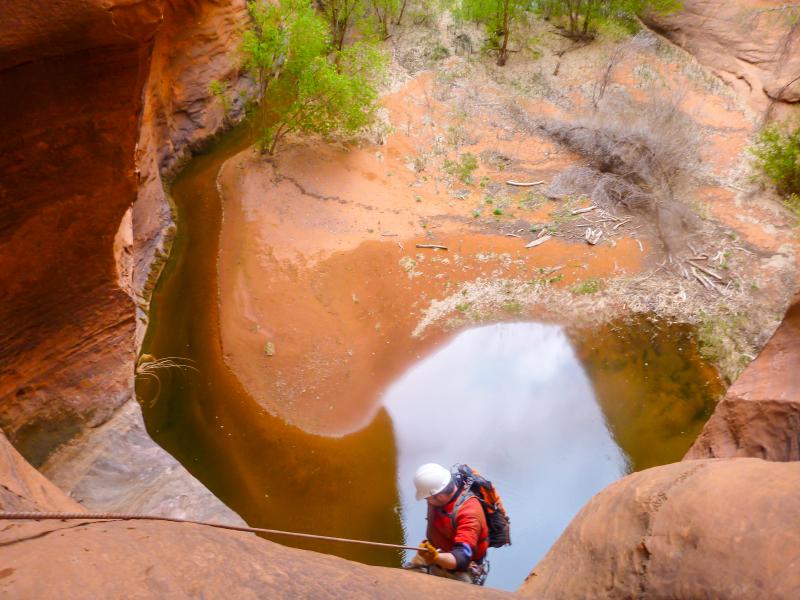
[216,19,798,435]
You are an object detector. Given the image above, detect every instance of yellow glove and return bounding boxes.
[417,540,439,565]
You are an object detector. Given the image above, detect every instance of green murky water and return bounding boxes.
[139,125,724,591]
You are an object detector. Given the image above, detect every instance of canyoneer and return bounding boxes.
[406,462,511,586]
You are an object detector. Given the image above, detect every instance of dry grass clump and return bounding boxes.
[507,94,702,254]
[412,269,782,382]
[135,354,199,407]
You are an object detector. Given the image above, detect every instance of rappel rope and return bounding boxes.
[0,512,420,552]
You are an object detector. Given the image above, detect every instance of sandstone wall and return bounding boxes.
[686,293,800,461]
[0,429,82,513]
[131,0,252,347]
[40,398,245,525]
[0,0,161,465]
[0,0,252,524]
[0,0,251,465]
[520,458,800,599]
[644,0,800,118]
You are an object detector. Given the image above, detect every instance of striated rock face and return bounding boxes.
[644,1,800,116]
[0,520,510,599]
[0,0,249,464]
[132,0,252,346]
[39,399,245,525]
[686,293,800,461]
[520,458,800,600]
[0,1,156,465]
[0,0,251,523]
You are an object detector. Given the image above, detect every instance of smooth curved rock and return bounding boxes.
[687,293,800,461]
[644,0,800,116]
[0,10,146,463]
[0,429,81,512]
[0,519,511,599]
[519,458,800,600]
[40,398,245,525]
[0,0,250,465]
[0,0,252,521]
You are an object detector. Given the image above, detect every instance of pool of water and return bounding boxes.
[386,322,629,588]
[140,125,723,591]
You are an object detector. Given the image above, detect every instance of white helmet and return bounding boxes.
[414,463,452,501]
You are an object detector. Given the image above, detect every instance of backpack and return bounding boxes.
[450,464,511,548]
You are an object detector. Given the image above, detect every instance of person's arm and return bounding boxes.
[434,501,481,571]
[430,542,475,570]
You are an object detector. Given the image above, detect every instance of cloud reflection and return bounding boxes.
[383,322,628,591]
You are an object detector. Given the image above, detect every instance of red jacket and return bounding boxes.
[426,487,489,562]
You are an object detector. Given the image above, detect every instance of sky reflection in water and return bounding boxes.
[383,322,628,591]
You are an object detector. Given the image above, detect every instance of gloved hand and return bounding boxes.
[416,540,439,565]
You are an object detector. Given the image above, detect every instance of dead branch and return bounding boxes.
[526,235,553,248]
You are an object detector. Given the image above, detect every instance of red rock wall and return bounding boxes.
[645,0,800,117]
[686,293,800,461]
[132,0,251,346]
[0,0,250,465]
[0,2,160,465]
[520,458,800,599]
[0,429,83,512]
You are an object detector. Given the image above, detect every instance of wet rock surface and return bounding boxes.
[132,0,252,346]
[520,458,800,600]
[686,293,800,461]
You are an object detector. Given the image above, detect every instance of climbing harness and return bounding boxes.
[0,511,421,552]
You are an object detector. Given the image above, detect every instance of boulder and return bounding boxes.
[687,293,800,461]
[519,458,800,600]
[0,428,81,513]
[0,518,511,599]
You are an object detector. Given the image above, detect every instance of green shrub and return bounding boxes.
[457,0,528,65]
[443,152,479,184]
[242,0,387,155]
[750,119,800,214]
[571,278,602,295]
[209,79,231,116]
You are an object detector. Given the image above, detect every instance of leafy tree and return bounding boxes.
[368,0,401,39]
[241,1,292,97]
[317,0,363,51]
[261,42,387,154]
[241,0,387,155]
[317,0,404,47]
[531,0,681,40]
[458,0,528,65]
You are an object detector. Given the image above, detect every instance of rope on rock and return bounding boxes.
[0,511,420,551]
